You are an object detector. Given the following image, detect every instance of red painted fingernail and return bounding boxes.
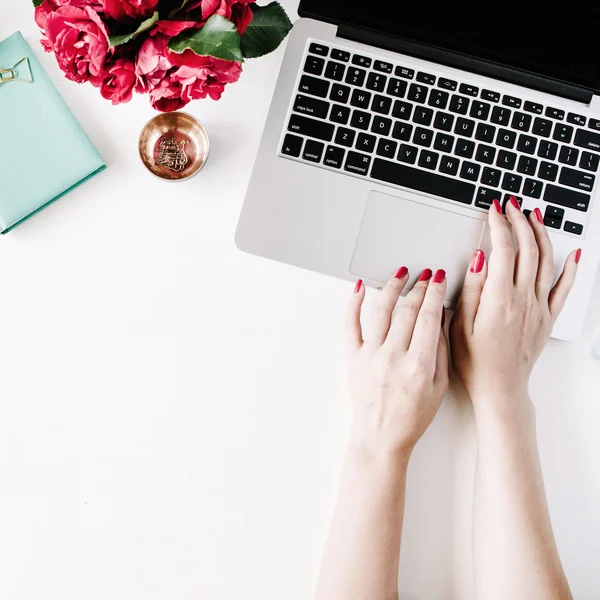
[395,266,408,279]
[575,249,582,265]
[441,307,446,328]
[433,269,446,284]
[469,249,485,274]
[354,279,363,293]
[419,268,433,282]
[493,199,503,214]
[509,196,521,211]
[534,207,544,224]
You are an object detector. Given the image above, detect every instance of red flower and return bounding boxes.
[103,0,159,22]
[188,0,255,34]
[100,57,139,104]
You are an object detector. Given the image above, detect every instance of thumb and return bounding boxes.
[453,249,487,334]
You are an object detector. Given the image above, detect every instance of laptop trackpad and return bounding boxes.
[350,191,486,304]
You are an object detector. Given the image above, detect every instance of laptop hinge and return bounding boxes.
[338,24,594,105]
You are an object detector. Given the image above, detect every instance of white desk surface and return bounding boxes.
[2,3,600,599]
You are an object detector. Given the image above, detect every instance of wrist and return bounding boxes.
[470,390,536,432]
[346,428,413,475]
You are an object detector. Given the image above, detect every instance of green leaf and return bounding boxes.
[108,11,159,48]
[32,0,44,6]
[240,2,292,59]
[168,15,243,62]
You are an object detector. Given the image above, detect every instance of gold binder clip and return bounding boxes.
[0,57,33,87]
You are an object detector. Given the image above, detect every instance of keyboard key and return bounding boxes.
[460,161,481,181]
[546,205,565,218]
[511,112,532,132]
[567,113,587,126]
[491,106,512,126]
[476,187,502,209]
[413,106,434,126]
[304,55,325,76]
[539,161,559,182]
[455,139,475,159]
[559,167,595,191]
[503,95,522,108]
[392,122,413,141]
[544,206,564,229]
[429,90,449,109]
[350,89,372,108]
[417,72,436,85]
[330,104,351,124]
[574,128,600,152]
[350,110,371,130]
[545,107,565,120]
[414,127,434,147]
[502,173,523,193]
[553,123,574,144]
[517,134,537,155]
[503,194,523,209]
[459,83,478,97]
[324,145,345,168]
[303,139,324,162]
[434,133,455,153]
[398,144,418,164]
[481,167,501,187]
[330,83,351,103]
[497,150,517,170]
[439,78,458,91]
[433,112,455,132]
[559,146,579,166]
[395,66,415,79]
[470,101,491,120]
[538,140,558,160]
[393,100,413,120]
[281,134,303,157]
[545,184,590,211]
[288,114,334,141]
[532,117,553,137]
[449,95,470,115]
[352,54,372,68]
[589,118,600,131]
[309,43,329,56]
[331,49,350,62]
[356,132,376,153]
[419,150,440,170]
[299,75,330,98]
[371,159,475,204]
[387,78,408,98]
[345,67,367,87]
[439,155,460,176]
[455,117,476,138]
[376,138,398,159]
[496,129,517,149]
[408,84,428,103]
[580,151,600,172]
[523,178,543,199]
[366,72,387,92]
[475,144,496,165]
[524,101,543,114]
[544,214,563,229]
[481,90,500,103]
[345,151,372,175]
[374,60,393,74]
[564,221,583,235]
[517,156,538,175]
[325,61,346,81]
[372,95,392,115]
[475,123,496,143]
[335,127,356,147]
[294,94,330,119]
[372,116,392,136]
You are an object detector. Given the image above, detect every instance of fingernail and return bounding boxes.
[575,249,582,265]
[419,268,433,282]
[395,266,408,279]
[354,279,363,293]
[509,196,521,211]
[493,199,503,214]
[469,249,485,274]
[441,307,446,328]
[534,207,544,224]
[433,269,446,284]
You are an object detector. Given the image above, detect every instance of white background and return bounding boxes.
[1,2,600,598]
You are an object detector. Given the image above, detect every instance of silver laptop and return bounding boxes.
[236,2,600,341]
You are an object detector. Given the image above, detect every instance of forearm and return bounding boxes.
[472,396,572,600]
[314,442,410,600]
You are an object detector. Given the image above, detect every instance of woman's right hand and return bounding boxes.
[450,198,581,415]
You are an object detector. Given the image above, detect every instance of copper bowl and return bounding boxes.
[138,112,209,181]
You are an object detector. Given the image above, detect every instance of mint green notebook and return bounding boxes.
[0,32,105,234]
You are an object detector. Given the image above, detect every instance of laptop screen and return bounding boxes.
[298,2,600,94]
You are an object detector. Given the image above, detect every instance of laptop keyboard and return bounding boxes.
[279,40,600,238]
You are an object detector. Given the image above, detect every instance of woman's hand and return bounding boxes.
[450,198,580,414]
[346,267,449,459]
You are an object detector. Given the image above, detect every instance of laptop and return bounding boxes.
[235,2,600,341]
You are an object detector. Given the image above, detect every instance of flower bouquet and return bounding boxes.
[33,0,293,112]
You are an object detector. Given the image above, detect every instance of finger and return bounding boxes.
[386,269,432,351]
[368,267,410,346]
[504,196,539,290]
[529,207,556,301]
[487,199,516,292]
[452,248,487,335]
[434,325,450,388]
[549,249,581,320]
[346,279,366,352]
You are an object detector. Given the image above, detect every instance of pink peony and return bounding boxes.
[41,5,110,87]
[100,58,138,104]
[103,0,159,22]
[35,0,104,32]
[188,0,255,34]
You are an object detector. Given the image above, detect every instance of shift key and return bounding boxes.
[288,115,335,142]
